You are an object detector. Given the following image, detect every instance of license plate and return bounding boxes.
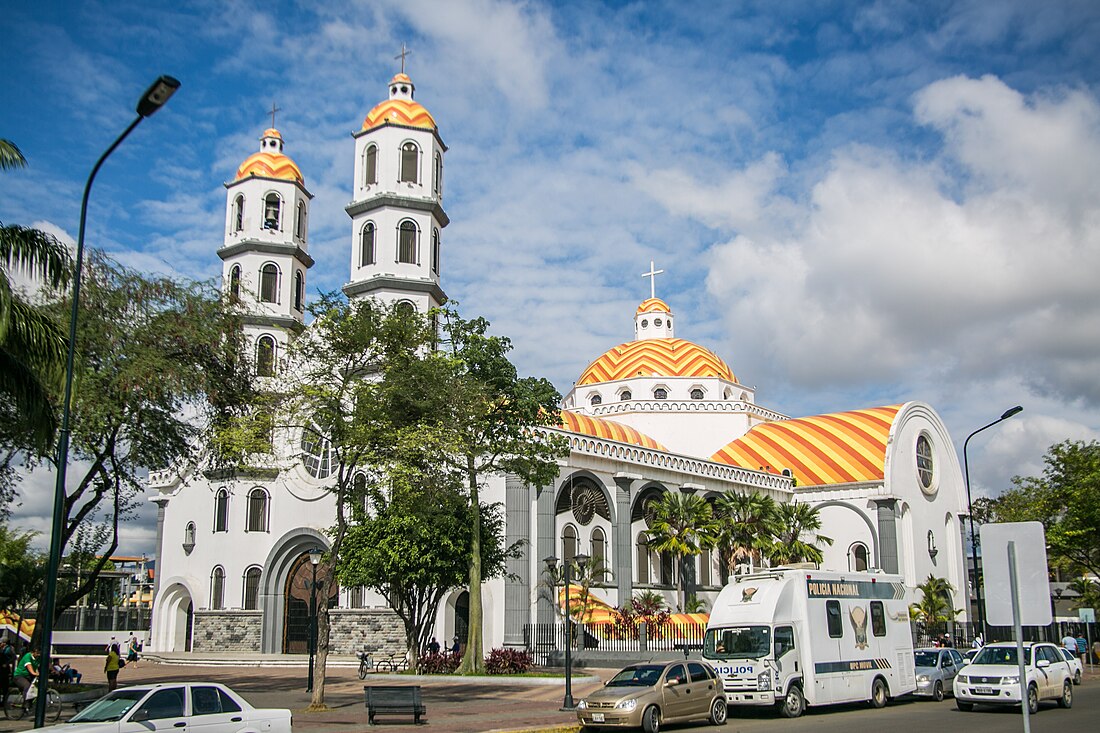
[973,686,994,695]
[591,713,605,723]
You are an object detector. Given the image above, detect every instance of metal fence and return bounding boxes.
[45,607,152,632]
[524,620,705,665]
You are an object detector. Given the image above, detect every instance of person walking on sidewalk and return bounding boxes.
[126,634,141,668]
[105,643,122,691]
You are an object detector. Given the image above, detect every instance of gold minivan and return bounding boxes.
[576,660,727,732]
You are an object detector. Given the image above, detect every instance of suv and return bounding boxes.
[953,642,1073,713]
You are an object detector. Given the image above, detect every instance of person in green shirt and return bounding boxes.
[12,647,40,699]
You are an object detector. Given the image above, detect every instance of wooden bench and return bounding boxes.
[364,685,426,725]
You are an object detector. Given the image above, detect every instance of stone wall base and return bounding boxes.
[191,608,405,655]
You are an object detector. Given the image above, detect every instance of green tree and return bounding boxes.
[0,525,45,627]
[767,502,833,566]
[910,574,960,622]
[29,250,251,623]
[336,468,515,673]
[384,308,567,674]
[0,139,71,481]
[646,491,717,612]
[1068,577,1100,609]
[713,490,778,578]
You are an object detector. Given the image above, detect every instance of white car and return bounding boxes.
[953,642,1073,713]
[1059,646,1084,685]
[39,682,291,733]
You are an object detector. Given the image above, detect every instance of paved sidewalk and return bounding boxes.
[0,661,607,733]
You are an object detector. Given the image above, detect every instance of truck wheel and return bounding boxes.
[707,697,727,725]
[1026,683,1039,715]
[869,678,888,708]
[780,685,805,718]
[641,704,661,733]
[1057,680,1072,709]
[932,681,943,702]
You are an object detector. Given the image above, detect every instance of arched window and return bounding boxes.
[562,524,578,563]
[349,587,365,608]
[636,533,649,584]
[183,522,196,552]
[620,390,632,401]
[233,195,245,232]
[690,388,704,400]
[431,228,440,274]
[654,388,668,400]
[242,566,262,610]
[590,394,602,406]
[659,551,674,586]
[295,201,305,239]
[246,488,269,532]
[849,542,869,572]
[293,271,304,312]
[259,263,279,303]
[263,193,281,230]
[213,489,229,532]
[229,265,241,302]
[397,220,418,264]
[433,152,442,195]
[361,223,376,266]
[364,144,378,185]
[400,142,419,183]
[256,335,276,377]
[210,566,225,610]
[699,548,712,586]
[591,527,606,567]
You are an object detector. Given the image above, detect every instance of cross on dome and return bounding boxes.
[268,102,281,129]
[395,43,412,74]
[642,260,664,299]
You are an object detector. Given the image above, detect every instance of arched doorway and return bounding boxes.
[184,602,193,652]
[453,591,469,648]
[282,552,338,654]
[153,582,194,652]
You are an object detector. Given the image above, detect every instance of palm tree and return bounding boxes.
[713,490,779,579]
[646,491,717,611]
[1,138,71,450]
[910,575,960,623]
[767,502,833,566]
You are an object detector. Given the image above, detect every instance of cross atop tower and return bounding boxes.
[268,102,281,129]
[395,43,412,73]
[642,260,664,299]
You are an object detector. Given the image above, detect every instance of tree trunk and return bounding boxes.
[309,583,331,710]
[457,458,485,674]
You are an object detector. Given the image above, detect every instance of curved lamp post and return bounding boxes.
[546,553,589,710]
[963,405,1023,641]
[306,547,323,692]
[35,75,179,729]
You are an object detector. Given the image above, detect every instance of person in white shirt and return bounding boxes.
[1061,633,1078,653]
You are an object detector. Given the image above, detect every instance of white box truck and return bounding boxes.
[703,568,916,718]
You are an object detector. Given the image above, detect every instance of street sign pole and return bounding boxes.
[1007,541,1030,733]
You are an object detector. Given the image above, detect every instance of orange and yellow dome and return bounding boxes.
[559,410,666,451]
[235,129,304,185]
[636,297,671,314]
[577,338,735,386]
[362,74,437,133]
[710,405,902,486]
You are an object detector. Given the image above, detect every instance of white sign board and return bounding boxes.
[1080,608,1096,623]
[981,522,1052,626]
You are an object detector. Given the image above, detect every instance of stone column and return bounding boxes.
[875,499,899,574]
[613,474,639,604]
[148,496,169,648]
[535,476,558,625]
[503,473,531,647]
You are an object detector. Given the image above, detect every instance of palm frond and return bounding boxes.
[0,140,27,170]
[0,224,72,289]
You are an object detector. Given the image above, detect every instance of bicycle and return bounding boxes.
[374,651,409,673]
[357,651,374,680]
[4,684,63,721]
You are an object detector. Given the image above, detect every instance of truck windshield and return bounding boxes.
[705,626,771,659]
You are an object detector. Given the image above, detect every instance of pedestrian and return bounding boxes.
[1061,632,1078,654]
[1076,635,1087,663]
[105,643,122,691]
[126,634,141,668]
[971,633,983,649]
[944,633,954,648]
[12,646,39,702]
[0,638,15,706]
[450,636,460,654]
[427,637,440,655]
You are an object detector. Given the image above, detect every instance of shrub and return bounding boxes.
[418,651,460,674]
[485,647,534,675]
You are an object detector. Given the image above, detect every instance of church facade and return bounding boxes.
[148,71,969,654]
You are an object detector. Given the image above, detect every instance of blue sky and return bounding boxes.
[3,0,1100,554]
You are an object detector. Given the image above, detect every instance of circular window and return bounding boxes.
[571,485,601,526]
[654,318,663,327]
[641,319,649,328]
[401,85,408,93]
[916,434,935,492]
[300,423,334,479]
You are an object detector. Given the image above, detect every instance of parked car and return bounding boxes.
[953,642,1073,713]
[1058,646,1084,685]
[36,682,292,733]
[576,661,727,732]
[963,648,980,663]
[913,647,966,701]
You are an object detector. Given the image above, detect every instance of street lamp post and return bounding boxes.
[963,405,1023,642]
[306,547,323,693]
[546,553,589,710]
[34,75,179,729]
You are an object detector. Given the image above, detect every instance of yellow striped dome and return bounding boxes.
[363,74,437,132]
[577,338,735,386]
[235,128,304,185]
[710,405,902,486]
[636,298,671,314]
[559,410,666,451]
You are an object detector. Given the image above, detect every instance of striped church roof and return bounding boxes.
[636,297,671,314]
[235,151,305,185]
[363,93,437,132]
[559,410,666,451]
[710,405,903,486]
[577,338,735,385]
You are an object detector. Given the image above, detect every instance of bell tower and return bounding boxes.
[344,71,448,311]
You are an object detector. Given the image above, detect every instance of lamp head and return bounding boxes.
[136,75,181,117]
[1001,405,1023,420]
[308,547,323,566]
[574,553,590,566]
[544,555,559,573]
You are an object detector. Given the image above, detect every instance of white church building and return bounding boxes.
[147,71,969,655]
